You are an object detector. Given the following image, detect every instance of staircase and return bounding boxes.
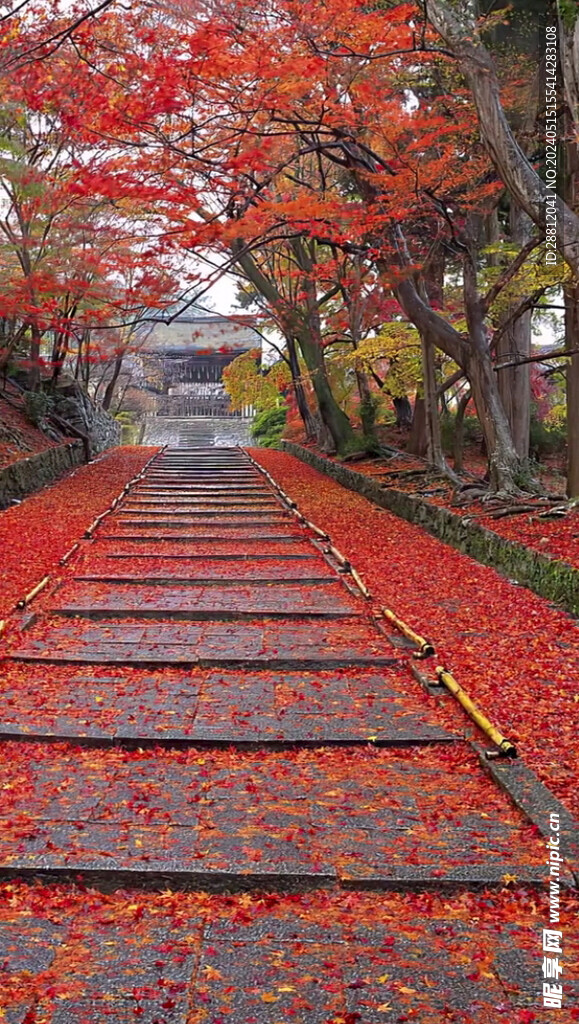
[142,415,253,447]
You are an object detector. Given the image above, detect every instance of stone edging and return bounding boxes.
[281,441,579,618]
[0,442,84,510]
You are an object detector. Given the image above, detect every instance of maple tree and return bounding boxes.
[0,0,573,491]
[61,0,560,488]
[0,13,181,396]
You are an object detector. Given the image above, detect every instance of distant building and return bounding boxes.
[138,309,261,418]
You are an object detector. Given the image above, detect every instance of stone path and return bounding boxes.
[1,446,573,1022]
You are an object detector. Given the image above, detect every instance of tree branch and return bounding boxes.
[482,236,544,312]
[494,348,579,371]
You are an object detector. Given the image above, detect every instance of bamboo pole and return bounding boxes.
[435,667,517,758]
[59,542,80,566]
[350,566,371,599]
[324,543,350,568]
[303,520,330,540]
[16,575,50,608]
[382,607,435,658]
[85,515,103,538]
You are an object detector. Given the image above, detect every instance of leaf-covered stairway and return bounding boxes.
[0,447,570,1022]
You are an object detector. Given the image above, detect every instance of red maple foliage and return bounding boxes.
[253,449,579,814]
[0,446,157,618]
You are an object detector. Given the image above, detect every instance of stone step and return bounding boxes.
[52,580,360,620]
[1,888,553,1024]
[142,417,253,446]
[73,566,336,582]
[0,666,455,747]
[0,743,546,890]
[12,618,399,667]
[131,489,270,498]
[115,512,288,523]
[94,538,316,553]
[132,485,269,492]
[123,500,277,509]
[99,529,302,541]
[143,473,257,481]
[91,547,320,560]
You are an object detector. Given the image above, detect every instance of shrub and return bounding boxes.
[115,411,141,445]
[251,406,287,448]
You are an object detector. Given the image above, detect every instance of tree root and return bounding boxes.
[535,497,579,519]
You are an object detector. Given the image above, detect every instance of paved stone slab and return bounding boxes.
[144,474,259,482]
[98,530,303,542]
[122,503,280,514]
[12,619,398,666]
[0,745,546,887]
[125,492,276,501]
[2,890,567,1024]
[118,505,286,516]
[110,512,290,526]
[123,492,279,500]
[0,668,455,746]
[91,546,320,559]
[74,555,335,580]
[140,484,262,492]
[0,914,202,1024]
[97,536,305,544]
[488,758,579,880]
[54,580,359,619]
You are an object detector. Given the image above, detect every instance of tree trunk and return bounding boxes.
[462,239,523,493]
[102,353,124,411]
[466,348,521,492]
[408,396,428,456]
[286,334,318,442]
[393,395,412,428]
[496,308,532,458]
[564,106,579,497]
[453,389,471,473]
[565,281,579,496]
[354,362,377,441]
[231,238,354,452]
[300,273,355,453]
[297,331,354,452]
[426,0,579,275]
[28,321,41,391]
[420,332,445,469]
[490,205,532,459]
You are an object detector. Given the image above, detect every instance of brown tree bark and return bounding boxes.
[565,280,579,496]
[232,240,355,453]
[495,206,533,458]
[426,0,579,275]
[408,395,427,457]
[393,395,413,428]
[28,321,42,391]
[102,352,124,411]
[564,97,579,496]
[420,332,445,469]
[285,333,318,442]
[453,389,471,473]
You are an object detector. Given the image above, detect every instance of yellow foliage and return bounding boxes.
[222,349,291,412]
[345,324,422,398]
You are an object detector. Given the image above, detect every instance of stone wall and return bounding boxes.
[52,385,120,455]
[281,441,579,617]
[0,442,84,509]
